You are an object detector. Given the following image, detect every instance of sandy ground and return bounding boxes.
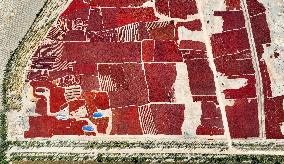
[0,0,45,111]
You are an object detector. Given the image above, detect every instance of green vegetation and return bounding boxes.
[0,113,8,164]
[8,153,284,163]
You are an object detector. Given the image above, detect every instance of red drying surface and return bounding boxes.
[144,63,177,102]
[246,0,266,16]
[101,8,158,28]
[111,106,143,135]
[264,97,284,139]
[250,13,271,58]
[151,104,185,135]
[176,19,202,31]
[142,40,182,62]
[225,0,241,11]
[246,0,283,139]
[215,57,255,76]
[98,63,148,107]
[61,42,141,63]
[226,99,259,138]
[211,29,250,58]
[214,11,245,31]
[223,75,257,99]
[185,59,216,96]
[86,0,149,7]
[155,0,198,19]
[169,0,198,19]
[196,100,224,136]
[24,0,276,139]
[179,40,206,52]
[24,116,88,138]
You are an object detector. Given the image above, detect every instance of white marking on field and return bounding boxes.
[98,74,117,92]
[117,23,140,42]
[138,105,158,135]
[64,85,82,102]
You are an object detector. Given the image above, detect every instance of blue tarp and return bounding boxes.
[93,112,104,118]
[82,125,95,132]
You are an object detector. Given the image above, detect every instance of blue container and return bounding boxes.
[82,125,95,132]
[56,114,68,120]
[93,112,104,118]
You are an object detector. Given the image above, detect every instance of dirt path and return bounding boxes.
[240,0,266,138]
[195,0,232,148]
